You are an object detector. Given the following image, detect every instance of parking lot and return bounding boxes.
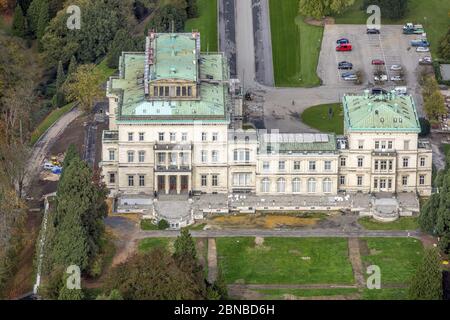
[317,24,427,115]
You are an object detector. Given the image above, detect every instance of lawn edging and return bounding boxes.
[30,102,77,146]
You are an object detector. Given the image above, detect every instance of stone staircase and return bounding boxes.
[153,195,194,229]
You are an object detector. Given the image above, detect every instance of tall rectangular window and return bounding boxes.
[211,151,218,162]
[109,150,115,161]
[127,151,134,163]
[357,157,363,167]
[278,161,286,171]
[139,132,144,141]
[340,157,346,167]
[358,140,364,149]
[109,173,115,184]
[293,161,301,170]
[263,161,270,171]
[138,151,145,163]
[357,176,363,186]
[201,132,207,141]
[170,132,176,142]
[128,132,133,141]
[419,175,425,185]
[309,161,316,171]
[339,176,345,185]
[403,157,409,168]
[212,133,218,141]
[212,175,218,186]
[139,175,145,187]
[201,151,207,163]
[158,132,164,141]
[402,176,408,186]
[182,133,187,141]
[201,175,207,187]
[324,161,331,171]
[128,175,134,187]
[420,157,425,167]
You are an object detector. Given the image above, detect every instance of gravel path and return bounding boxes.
[23,107,82,196]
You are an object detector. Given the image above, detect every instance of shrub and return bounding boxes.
[158,219,170,230]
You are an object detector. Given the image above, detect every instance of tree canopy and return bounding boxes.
[408,248,443,300]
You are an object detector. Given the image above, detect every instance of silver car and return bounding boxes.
[416,46,430,52]
[390,64,402,71]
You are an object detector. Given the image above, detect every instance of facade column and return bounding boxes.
[165,175,169,194]
[188,173,192,192]
[176,174,181,194]
[154,174,158,192]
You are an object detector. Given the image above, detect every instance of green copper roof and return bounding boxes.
[343,94,420,132]
[259,133,337,154]
[150,33,198,82]
[107,34,230,122]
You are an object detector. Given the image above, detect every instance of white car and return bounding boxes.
[374,74,388,81]
[416,46,430,52]
[390,64,402,71]
[343,74,358,81]
[43,162,55,170]
[391,75,403,81]
[419,56,432,64]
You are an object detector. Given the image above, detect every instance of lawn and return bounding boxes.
[269,0,323,87]
[140,219,159,230]
[361,238,423,285]
[358,217,419,231]
[442,144,450,157]
[216,237,354,284]
[301,103,344,134]
[185,0,218,52]
[30,58,116,146]
[138,238,173,252]
[362,288,409,300]
[257,288,359,299]
[334,0,449,58]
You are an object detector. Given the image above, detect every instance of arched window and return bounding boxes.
[277,178,286,193]
[308,178,316,193]
[292,178,301,193]
[323,178,332,193]
[261,178,270,193]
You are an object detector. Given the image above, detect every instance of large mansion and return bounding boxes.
[100,32,432,199]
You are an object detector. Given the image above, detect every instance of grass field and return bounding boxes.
[362,287,409,300]
[138,238,173,252]
[185,0,218,52]
[301,103,344,134]
[442,144,450,157]
[358,217,419,230]
[30,58,116,145]
[216,237,354,284]
[269,0,323,87]
[334,0,449,58]
[140,219,159,230]
[257,288,359,299]
[361,238,423,285]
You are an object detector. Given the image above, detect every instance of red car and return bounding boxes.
[336,44,352,51]
[371,59,385,65]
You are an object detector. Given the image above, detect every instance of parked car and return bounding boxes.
[419,56,432,65]
[343,74,358,81]
[410,39,430,47]
[416,46,430,52]
[374,74,388,81]
[393,86,407,95]
[371,59,385,65]
[336,44,352,51]
[336,38,350,44]
[372,88,388,95]
[367,28,380,34]
[43,162,55,170]
[338,61,353,70]
[390,64,402,71]
[390,75,403,81]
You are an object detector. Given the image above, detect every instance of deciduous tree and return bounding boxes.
[63,64,103,113]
